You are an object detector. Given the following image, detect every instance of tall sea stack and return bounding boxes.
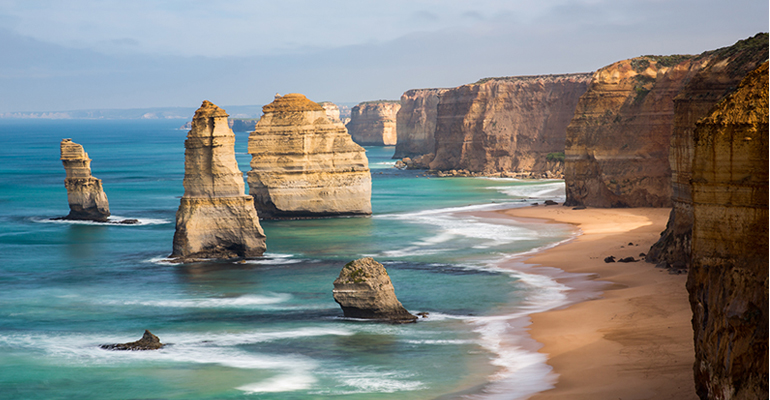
[346,101,400,146]
[60,139,110,222]
[247,93,372,219]
[171,100,266,260]
[688,61,768,400]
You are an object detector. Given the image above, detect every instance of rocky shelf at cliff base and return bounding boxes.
[332,257,417,323]
[59,139,111,222]
[171,100,266,261]
[247,93,372,219]
[346,100,400,146]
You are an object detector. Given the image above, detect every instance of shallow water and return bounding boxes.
[0,119,574,399]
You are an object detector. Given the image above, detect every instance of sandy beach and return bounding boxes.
[501,206,698,400]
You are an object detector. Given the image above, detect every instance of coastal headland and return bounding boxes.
[500,206,697,400]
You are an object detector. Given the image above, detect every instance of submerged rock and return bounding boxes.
[171,100,266,261]
[333,258,417,323]
[59,139,110,222]
[247,93,372,219]
[101,330,164,351]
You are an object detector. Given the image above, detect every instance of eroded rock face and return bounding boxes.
[101,330,165,351]
[247,93,372,219]
[428,74,591,174]
[60,139,110,221]
[393,88,447,159]
[647,33,768,268]
[346,101,400,146]
[172,100,266,260]
[332,257,417,323]
[687,61,768,400]
[318,101,341,122]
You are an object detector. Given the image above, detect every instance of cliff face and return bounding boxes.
[563,55,710,207]
[318,101,341,122]
[346,101,400,146]
[60,139,110,221]
[687,61,768,400]
[647,33,769,268]
[393,88,447,159]
[428,74,591,174]
[247,93,372,219]
[172,100,266,260]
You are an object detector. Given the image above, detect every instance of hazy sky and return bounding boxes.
[0,0,767,112]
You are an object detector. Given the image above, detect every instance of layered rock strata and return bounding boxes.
[393,88,447,159]
[687,61,768,400]
[318,101,341,122]
[247,93,372,219]
[60,139,111,221]
[172,100,266,260]
[647,33,768,268]
[428,74,591,174]
[332,257,417,323]
[346,101,400,146]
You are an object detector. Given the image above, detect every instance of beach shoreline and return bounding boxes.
[496,206,698,400]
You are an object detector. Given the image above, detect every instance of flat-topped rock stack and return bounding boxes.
[333,257,417,323]
[171,100,266,261]
[247,93,372,219]
[60,139,111,222]
[346,100,400,146]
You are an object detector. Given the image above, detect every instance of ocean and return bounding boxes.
[0,119,575,399]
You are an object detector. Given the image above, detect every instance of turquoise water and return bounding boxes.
[0,120,574,399]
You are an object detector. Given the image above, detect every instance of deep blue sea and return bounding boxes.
[0,119,575,399]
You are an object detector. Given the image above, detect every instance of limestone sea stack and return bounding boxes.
[247,93,372,219]
[332,258,417,323]
[687,61,768,400]
[346,101,400,146]
[171,100,266,260]
[318,101,341,122]
[60,139,110,221]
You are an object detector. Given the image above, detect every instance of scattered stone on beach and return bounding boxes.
[604,256,616,263]
[639,253,647,258]
[572,205,587,210]
[618,257,639,263]
[59,139,111,222]
[332,257,417,323]
[544,200,558,206]
[171,100,266,261]
[101,330,165,351]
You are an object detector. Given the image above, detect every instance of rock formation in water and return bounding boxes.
[59,139,111,221]
[332,257,417,323]
[247,93,372,219]
[318,101,341,122]
[564,34,768,209]
[393,88,448,159]
[427,74,591,174]
[647,33,768,269]
[171,100,266,260]
[687,61,768,400]
[346,101,400,146]
[101,330,165,351]
[231,119,258,132]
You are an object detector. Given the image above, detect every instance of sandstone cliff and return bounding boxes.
[647,33,768,268]
[393,88,447,159]
[346,101,400,146]
[428,74,591,174]
[687,61,768,400]
[333,257,417,323]
[318,101,341,122]
[172,100,266,260]
[60,139,110,221]
[247,93,372,219]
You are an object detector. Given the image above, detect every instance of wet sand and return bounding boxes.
[501,206,698,400]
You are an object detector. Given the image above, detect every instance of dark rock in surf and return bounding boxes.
[101,330,165,351]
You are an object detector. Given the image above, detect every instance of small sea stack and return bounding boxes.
[332,257,417,323]
[171,100,266,261]
[59,139,110,222]
[101,330,165,351]
[247,93,372,219]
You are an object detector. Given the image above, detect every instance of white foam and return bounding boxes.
[101,293,292,309]
[34,216,171,226]
[488,181,565,200]
[238,373,317,393]
[312,368,425,395]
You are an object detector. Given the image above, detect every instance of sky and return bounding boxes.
[0,0,767,113]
